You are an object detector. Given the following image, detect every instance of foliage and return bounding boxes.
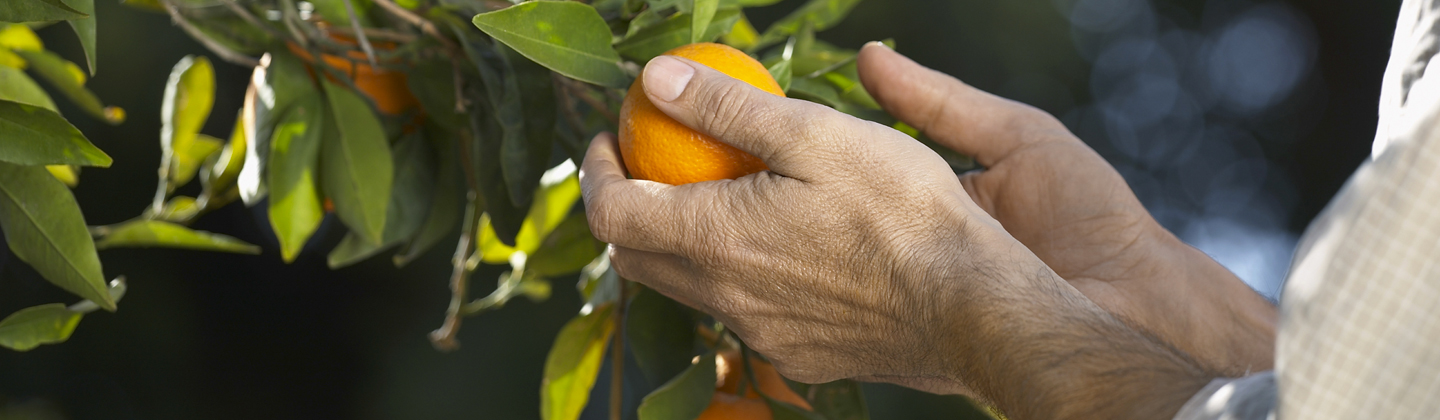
[0,0,946,418]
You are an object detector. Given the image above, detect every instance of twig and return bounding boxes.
[278,0,311,47]
[559,77,619,125]
[328,26,419,43]
[340,0,379,68]
[220,0,279,37]
[163,1,259,66]
[430,194,481,352]
[610,279,628,420]
[370,0,459,51]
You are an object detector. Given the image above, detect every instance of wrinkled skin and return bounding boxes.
[581,44,1276,417]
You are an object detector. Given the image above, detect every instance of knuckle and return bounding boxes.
[695,80,761,140]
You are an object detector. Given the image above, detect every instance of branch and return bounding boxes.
[429,193,481,352]
[370,0,459,51]
[163,1,259,67]
[219,0,280,38]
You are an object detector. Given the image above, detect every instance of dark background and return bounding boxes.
[0,0,1401,418]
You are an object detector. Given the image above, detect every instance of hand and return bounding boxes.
[855,44,1278,376]
[582,49,1213,419]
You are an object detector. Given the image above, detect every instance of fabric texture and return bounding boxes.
[1176,1,1440,418]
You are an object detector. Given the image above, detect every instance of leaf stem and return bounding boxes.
[429,193,480,352]
[161,1,260,67]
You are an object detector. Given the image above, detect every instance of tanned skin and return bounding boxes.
[580,43,1275,419]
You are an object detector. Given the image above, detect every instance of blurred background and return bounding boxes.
[0,0,1401,418]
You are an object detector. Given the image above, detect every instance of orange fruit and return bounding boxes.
[285,31,419,116]
[620,43,785,185]
[699,392,773,420]
[715,349,813,411]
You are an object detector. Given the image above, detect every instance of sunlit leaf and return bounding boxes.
[96,220,260,254]
[472,1,630,89]
[14,49,121,124]
[576,254,617,309]
[266,95,326,263]
[541,305,615,420]
[64,0,94,74]
[46,165,78,187]
[769,39,794,93]
[0,66,57,111]
[615,8,741,62]
[0,100,109,167]
[721,12,759,50]
[0,304,81,351]
[638,352,716,420]
[170,134,223,189]
[327,132,434,268]
[755,0,861,48]
[0,0,88,23]
[150,196,199,223]
[0,23,44,51]
[240,50,316,205]
[528,213,603,277]
[496,43,555,211]
[203,111,248,200]
[476,161,581,264]
[0,162,113,310]
[161,55,216,188]
[319,80,393,245]
[691,0,718,44]
[628,287,698,387]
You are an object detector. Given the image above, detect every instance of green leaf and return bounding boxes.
[755,0,861,48]
[472,1,630,89]
[266,95,326,263]
[615,8,741,62]
[626,6,666,38]
[691,0,718,44]
[638,352,716,420]
[203,111,248,201]
[0,0,88,23]
[496,43,555,211]
[96,220,260,254]
[406,60,467,132]
[476,162,581,264]
[161,55,216,188]
[239,50,318,205]
[308,0,375,28]
[0,99,110,167]
[327,131,434,268]
[171,134,223,189]
[541,305,615,420]
[150,196,200,223]
[528,213,603,277]
[394,124,463,267]
[319,80,394,245]
[0,64,58,111]
[627,287,697,387]
[784,380,870,420]
[0,162,113,310]
[452,24,526,246]
[576,254,617,308]
[721,12,759,50]
[788,76,842,107]
[768,38,795,94]
[15,49,120,124]
[0,304,81,351]
[64,0,94,75]
[46,165,79,187]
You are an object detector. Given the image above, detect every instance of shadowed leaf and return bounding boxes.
[328,132,434,268]
[319,80,393,245]
[64,0,94,74]
[638,352,716,420]
[0,162,113,310]
[0,0,88,23]
[14,49,121,124]
[615,8,741,62]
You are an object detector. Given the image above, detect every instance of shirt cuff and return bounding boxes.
[1173,371,1277,420]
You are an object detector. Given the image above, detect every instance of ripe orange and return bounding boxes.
[285,30,419,116]
[698,392,773,420]
[619,43,785,185]
[715,349,813,411]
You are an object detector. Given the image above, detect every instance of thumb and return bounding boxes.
[641,55,860,179]
[857,42,1069,167]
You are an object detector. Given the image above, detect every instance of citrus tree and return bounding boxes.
[0,0,975,418]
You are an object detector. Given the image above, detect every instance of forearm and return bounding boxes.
[941,252,1216,419]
